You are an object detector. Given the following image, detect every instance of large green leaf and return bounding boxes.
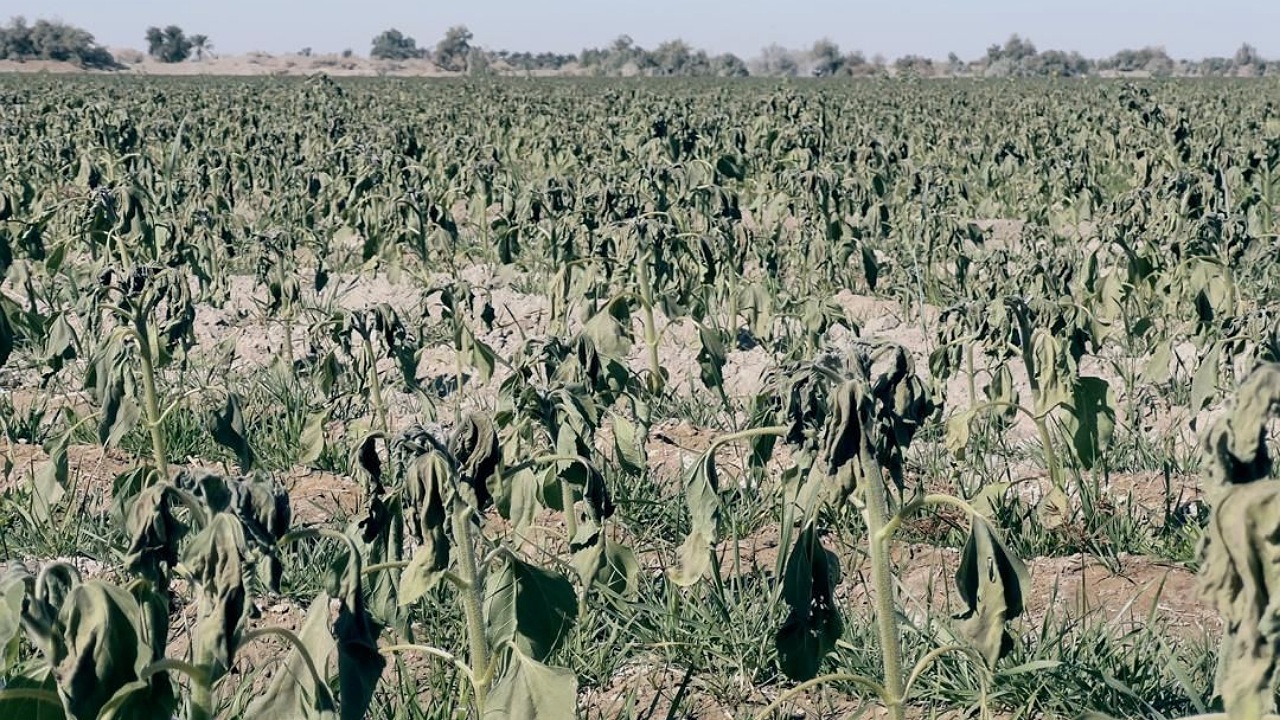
[485,646,577,720]
[485,554,578,662]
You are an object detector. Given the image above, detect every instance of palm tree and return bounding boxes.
[191,34,211,61]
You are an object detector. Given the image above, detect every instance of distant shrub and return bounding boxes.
[0,17,119,69]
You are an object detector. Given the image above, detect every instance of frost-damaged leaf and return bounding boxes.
[92,350,139,450]
[668,451,720,587]
[484,645,577,720]
[1060,376,1115,470]
[401,451,452,584]
[184,514,249,683]
[177,470,291,591]
[209,393,255,473]
[696,322,727,391]
[572,526,639,600]
[1191,342,1221,412]
[611,413,647,476]
[32,436,69,523]
[944,410,974,459]
[399,539,448,607]
[333,537,385,720]
[245,593,338,720]
[450,413,501,511]
[583,297,633,358]
[808,379,869,502]
[0,563,28,674]
[1197,363,1280,717]
[485,554,578,662]
[1141,339,1173,385]
[54,581,165,720]
[953,516,1029,667]
[300,410,328,465]
[775,525,843,681]
[1030,328,1072,416]
[123,483,187,587]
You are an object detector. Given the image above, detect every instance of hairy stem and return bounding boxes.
[452,504,490,713]
[860,443,905,720]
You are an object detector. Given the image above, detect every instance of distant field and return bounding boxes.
[0,76,1278,719]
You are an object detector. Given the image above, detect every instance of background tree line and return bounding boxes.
[2,15,1276,79]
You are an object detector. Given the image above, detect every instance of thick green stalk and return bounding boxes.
[860,444,905,720]
[135,326,168,480]
[452,506,490,712]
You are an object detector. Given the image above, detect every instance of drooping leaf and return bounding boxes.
[1059,376,1116,470]
[696,323,727,391]
[668,450,720,587]
[0,563,29,674]
[775,525,843,681]
[53,582,152,720]
[0,666,66,720]
[244,592,338,720]
[209,393,255,473]
[123,483,187,587]
[1141,340,1173,385]
[450,413,501,511]
[484,645,577,720]
[32,436,69,523]
[1191,343,1221,412]
[183,514,249,683]
[954,517,1030,667]
[299,410,328,465]
[1196,364,1280,715]
[485,554,578,662]
[571,528,639,600]
[611,413,647,476]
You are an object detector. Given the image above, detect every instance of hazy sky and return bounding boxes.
[4,0,1277,60]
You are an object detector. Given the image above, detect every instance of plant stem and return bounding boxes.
[708,425,789,454]
[965,342,977,409]
[860,443,905,720]
[361,335,390,433]
[134,326,168,480]
[560,478,578,541]
[452,504,490,713]
[635,253,664,394]
[189,667,214,720]
[752,672,887,720]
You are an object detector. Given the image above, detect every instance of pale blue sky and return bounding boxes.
[4,0,1277,60]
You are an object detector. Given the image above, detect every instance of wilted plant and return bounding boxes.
[671,341,1029,720]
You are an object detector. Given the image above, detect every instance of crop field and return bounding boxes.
[1,75,1280,720]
